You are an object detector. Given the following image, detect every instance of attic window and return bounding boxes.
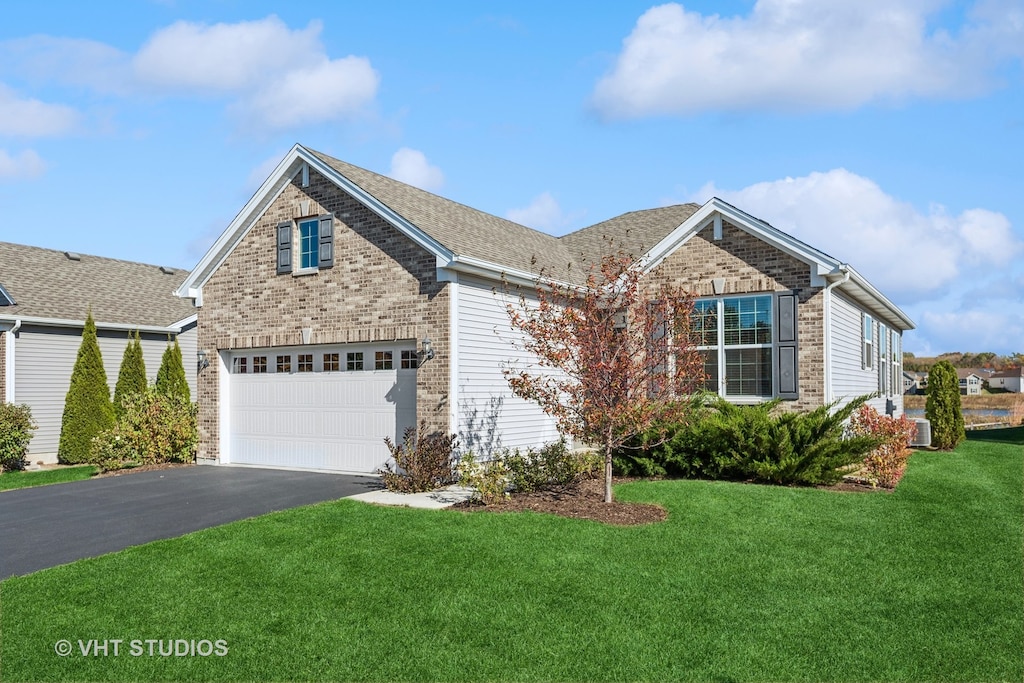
[0,283,15,306]
[64,251,81,261]
[160,266,176,275]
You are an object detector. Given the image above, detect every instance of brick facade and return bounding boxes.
[195,169,450,462]
[646,221,826,410]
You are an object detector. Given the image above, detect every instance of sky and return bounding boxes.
[0,0,1021,355]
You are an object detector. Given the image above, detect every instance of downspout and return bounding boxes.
[822,267,850,404]
[5,318,22,403]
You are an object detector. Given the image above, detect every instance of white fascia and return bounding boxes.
[0,314,185,335]
[441,254,578,292]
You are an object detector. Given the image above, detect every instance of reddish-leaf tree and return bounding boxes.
[504,250,705,503]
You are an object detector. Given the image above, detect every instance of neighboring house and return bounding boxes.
[0,243,198,463]
[989,367,1024,393]
[175,144,914,474]
[903,370,927,395]
[957,369,983,396]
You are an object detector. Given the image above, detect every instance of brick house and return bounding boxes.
[176,144,914,473]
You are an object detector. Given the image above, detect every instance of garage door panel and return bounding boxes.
[228,344,417,473]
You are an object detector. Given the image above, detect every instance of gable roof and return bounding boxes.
[0,242,195,330]
[177,143,914,331]
[990,367,1024,379]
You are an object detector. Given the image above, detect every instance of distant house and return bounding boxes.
[0,243,197,463]
[903,370,927,395]
[989,367,1024,393]
[956,369,983,396]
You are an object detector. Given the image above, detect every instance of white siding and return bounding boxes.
[456,276,560,456]
[13,325,194,461]
[829,293,903,415]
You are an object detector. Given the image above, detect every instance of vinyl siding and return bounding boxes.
[829,292,902,415]
[14,325,195,461]
[455,276,561,456]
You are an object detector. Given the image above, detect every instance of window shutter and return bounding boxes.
[775,291,799,400]
[276,221,293,275]
[318,215,334,268]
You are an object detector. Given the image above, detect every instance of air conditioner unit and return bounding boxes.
[910,418,931,448]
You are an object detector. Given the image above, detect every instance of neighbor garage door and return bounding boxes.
[226,342,417,473]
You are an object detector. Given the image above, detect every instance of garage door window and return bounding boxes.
[253,356,267,373]
[375,351,393,370]
[347,352,363,371]
[233,357,247,374]
[401,350,418,369]
[298,354,313,372]
[276,355,291,373]
[324,353,339,372]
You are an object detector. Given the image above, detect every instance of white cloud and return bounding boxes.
[690,169,1022,302]
[592,0,1024,118]
[914,309,1024,355]
[0,16,379,132]
[0,84,78,137]
[388,148,445,192]
[506,192,576,232]
[0,149,47,180]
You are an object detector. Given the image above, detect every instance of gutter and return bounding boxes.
[0,314,187,335]
[822,266,851,404]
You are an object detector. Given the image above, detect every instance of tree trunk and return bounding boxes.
[604,440,613,504]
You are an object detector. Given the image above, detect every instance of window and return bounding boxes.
[891,333,901,398]
[276,355,291,373]
[693,294,778,399]
[297,354,313,373]
[253,356,267,373]
[298,218,319,270]
[400,350,418,369]
[346,352,363,371]
[324,353,340,372]
[878,324,888,394]
[276,215,334,275]
[375,351,393,370]
[233,357,247,374]
[863,314,873,369]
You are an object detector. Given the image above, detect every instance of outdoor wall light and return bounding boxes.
[421,338,435,362]
[197,349,210,371]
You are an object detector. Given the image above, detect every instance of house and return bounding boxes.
[903,370,927,395]
[0,243,198,463]
[957,369,984,396]
[989,367,1024,393]
[175,144,914,474]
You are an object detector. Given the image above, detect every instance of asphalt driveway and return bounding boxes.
[0,466,380,579]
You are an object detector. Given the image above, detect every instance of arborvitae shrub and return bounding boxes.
[58,312,115,464]
[113,330,147,418]
[156,338,190,402]
[925,360,965,450]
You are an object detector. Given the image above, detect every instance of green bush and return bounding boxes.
[505,439,601,492]
[58,312,115,464]
[456,451,509,504]
[925,360,965,450]
[113,330,147,419]
[379,422,458,493]
[616,395,882,486]
[90,388,197,472]
[0,403,36,472]
[156,339,190,402]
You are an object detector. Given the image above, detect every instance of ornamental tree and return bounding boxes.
[58,311,115,464]
[504,249,705,503]
[926,360,965,450]
[113,330,147,418]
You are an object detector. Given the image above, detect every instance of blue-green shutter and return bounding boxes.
[775,292,799,400]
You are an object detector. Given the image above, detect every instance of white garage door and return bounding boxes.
[227,342,417,473]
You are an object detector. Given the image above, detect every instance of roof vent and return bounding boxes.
[64,251,81,261]
[159,266,176,275]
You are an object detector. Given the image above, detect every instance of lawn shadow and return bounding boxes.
[965,425,1024,446]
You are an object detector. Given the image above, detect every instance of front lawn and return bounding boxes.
[1,429,1020,681]
[0,465,96,492]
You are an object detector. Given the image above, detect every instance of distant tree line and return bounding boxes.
[903,351,1024,372]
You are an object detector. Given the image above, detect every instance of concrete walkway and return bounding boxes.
[348,484,476,509]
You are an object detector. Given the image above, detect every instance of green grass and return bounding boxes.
[1,429,1021,682]
[0,465,96,492]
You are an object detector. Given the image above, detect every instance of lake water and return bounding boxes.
[905,408,1011,418]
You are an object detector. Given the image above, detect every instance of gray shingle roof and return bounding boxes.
[309,149,698,283]
[0,242,195,327]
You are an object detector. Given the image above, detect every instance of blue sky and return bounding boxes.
[1,0,1021,355]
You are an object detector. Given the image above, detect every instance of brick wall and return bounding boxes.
[645,221,826,410]
[196,169,450,461]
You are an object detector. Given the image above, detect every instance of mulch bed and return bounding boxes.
[94,462,195,478]
[453,477,668,526]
